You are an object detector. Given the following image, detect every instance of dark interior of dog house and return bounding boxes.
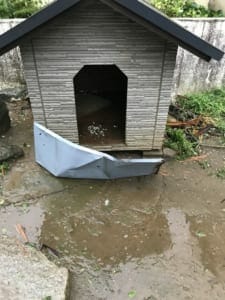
[74,64,128,146]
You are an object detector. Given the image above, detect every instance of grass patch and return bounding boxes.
[164,128,197,160]
[178,88,225,133]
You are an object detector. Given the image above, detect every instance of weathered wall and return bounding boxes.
[0,19,25,89]
[173,18,225,98]
[20,0,176,150]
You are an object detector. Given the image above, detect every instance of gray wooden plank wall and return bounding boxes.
[20,0,177,150]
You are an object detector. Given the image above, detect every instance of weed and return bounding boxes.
[198,160,210,170]
[178,89,225,133]
[166,87,225,160]
[216,167,225,179]
[164,128,198,160]
[0,162,10,175]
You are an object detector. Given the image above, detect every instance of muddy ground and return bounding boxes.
[1,100,225,300]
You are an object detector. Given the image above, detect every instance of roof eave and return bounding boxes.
[112,0,224,61]
[0,0,223,62]
[0,0,81,55]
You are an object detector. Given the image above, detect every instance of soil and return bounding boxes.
[0,100,225,299]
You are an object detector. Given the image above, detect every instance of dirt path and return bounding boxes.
[0,101,225,299]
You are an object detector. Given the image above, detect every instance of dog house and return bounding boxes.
[0,0,223,178]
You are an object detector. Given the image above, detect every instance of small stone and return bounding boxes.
[0,142,24,163]
[163,147,177,159]
[104,199,110,206]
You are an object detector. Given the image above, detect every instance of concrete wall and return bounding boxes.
[173,18,225,98]
[0,19,25,89]
[20,0,177,150]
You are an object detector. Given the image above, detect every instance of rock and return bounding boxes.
[0,236,69,300]
[163,147,177,159]
[0,142,24,162]
[0,102,10,134]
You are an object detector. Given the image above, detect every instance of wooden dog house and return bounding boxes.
[0,0,223,153]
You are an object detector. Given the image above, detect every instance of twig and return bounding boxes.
[186,154,208,161]
[15,224,29,243]
[130,207,152,215]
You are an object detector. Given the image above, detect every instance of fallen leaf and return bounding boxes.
[128,290,137,298]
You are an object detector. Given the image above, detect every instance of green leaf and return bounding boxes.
[196,231,206,238]
[128,290,137,298]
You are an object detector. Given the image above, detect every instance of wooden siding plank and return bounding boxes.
[21,0,177,149]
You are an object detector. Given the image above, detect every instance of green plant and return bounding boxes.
[149,0,224,17]
[0,161,9,175]
[178,88,225,133]
[198,160,210,169]
[216,167,225,179]
[164,127,198,160]
[0,0,46,18]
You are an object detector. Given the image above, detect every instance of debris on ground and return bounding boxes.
[15,223,29,243]
[87,123,107,137]
[165,88,225,160]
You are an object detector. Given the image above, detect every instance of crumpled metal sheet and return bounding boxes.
[34,122,164,179]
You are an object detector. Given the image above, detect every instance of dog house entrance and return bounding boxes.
[74,65,127,146]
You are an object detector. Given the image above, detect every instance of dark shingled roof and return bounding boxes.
[0,0,224,61]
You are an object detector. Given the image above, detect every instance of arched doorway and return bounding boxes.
[74,64,127,146]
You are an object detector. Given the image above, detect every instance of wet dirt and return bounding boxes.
[1,101,225,299]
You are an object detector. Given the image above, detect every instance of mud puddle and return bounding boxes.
[1,101,225,299]
[2,194,225,299]
[1,176,225,300]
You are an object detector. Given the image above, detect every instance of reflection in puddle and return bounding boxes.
[40,210,171,265]
[0,203,44,243]
[1,187,225,299]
